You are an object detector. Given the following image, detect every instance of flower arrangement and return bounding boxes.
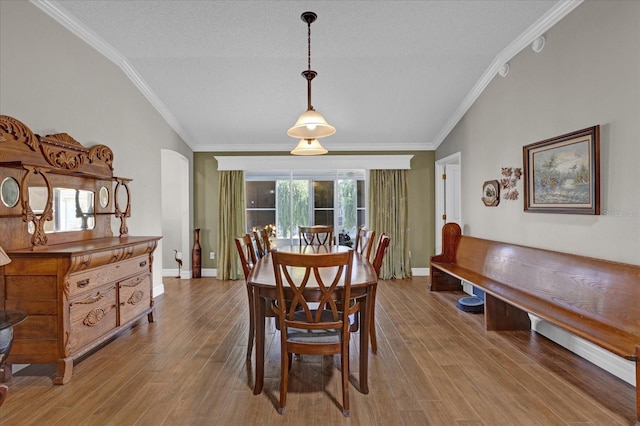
[264,224,276,238]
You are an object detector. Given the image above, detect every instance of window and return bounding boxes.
[245,170,366,244]
[245,180,275,233]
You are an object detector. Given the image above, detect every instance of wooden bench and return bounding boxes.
[430,223,640,421]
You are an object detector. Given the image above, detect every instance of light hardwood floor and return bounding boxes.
[1,276,635,425]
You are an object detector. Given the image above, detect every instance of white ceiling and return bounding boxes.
[37,1,579,152]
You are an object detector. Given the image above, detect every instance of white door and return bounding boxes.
[445,164,461,225]
[435,153,461,254]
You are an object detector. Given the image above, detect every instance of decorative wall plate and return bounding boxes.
[482,180,500,206]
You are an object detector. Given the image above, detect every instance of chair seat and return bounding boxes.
[288,310,354,343]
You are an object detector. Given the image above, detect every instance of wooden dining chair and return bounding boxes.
[271,249,356,416]
[299,225,333,246]
[369,234,390,353]
[354,228,376,260]
[252,231,266,258]
[235,234,276,359]
[347,229,377,337]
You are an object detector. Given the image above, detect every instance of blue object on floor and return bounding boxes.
[456,296,484,313]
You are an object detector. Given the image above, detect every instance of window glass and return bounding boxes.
[246,181,275,208]
[337,179,357,235]
[276,179,309,238]
[313,181,334,208]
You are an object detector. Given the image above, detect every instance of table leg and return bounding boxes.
[253,289,266,395]
[359,290,370,394]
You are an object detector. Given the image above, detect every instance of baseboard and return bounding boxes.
[412,267,430,276]
[162,268,216,278]
[530,315,635,386]
[153,282,165,297]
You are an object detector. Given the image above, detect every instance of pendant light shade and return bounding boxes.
[287,109,336,139]
[290,139,328,156]
[288,11,335,154]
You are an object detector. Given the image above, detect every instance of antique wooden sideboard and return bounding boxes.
[0,115,161,384]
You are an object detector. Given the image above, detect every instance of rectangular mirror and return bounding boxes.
[28,187,95,233]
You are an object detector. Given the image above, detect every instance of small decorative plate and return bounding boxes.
[482,180,500,207]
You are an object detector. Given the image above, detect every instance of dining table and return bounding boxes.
[247,244,377,395]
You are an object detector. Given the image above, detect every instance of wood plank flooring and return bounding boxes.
[1,276,635,425]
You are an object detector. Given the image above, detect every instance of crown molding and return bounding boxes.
[431,0,583,149]
[215,155,414,171]
[194,140,436,153]
[31,0,196,150]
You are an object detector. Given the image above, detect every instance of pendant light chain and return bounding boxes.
[307,20,312,71]
[305,17,315,111]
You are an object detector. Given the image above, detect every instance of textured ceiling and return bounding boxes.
[42,0,575,152]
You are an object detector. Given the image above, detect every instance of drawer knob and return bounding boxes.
[139,260,147,267]
[77,278,90,288]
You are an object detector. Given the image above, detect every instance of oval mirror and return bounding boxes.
[1,177,20,208]
[99,186,109,208]
[116,182,130,213]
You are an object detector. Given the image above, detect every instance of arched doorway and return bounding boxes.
[161,149,190,278]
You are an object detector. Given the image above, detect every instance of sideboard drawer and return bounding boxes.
[69,285,117,352]
[118,273,151,325]
[68,255,149,297]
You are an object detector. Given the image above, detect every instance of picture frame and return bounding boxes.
[482,180,500,206]
[523,125,600,214]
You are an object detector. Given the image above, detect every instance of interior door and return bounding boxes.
[435,153,461,254]
[444,164,461,226]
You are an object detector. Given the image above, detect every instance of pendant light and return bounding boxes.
[290,138,328,156]
[288,11,334,155]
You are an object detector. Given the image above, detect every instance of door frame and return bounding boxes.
[435,152,462,254]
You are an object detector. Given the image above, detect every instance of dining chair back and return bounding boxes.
[354,228,376,260]
[259,228,271,252]
[252,231,266,258]
[372,234,390,278]
[299,225,334,246]
[236,234,256,275]
[368,233,390,353]
[271,248,356,416]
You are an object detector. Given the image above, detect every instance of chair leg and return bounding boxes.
[246,285,255,359]
[278,346,289,414]
[369,284,378,354]
[350,303,360,333]
[0,384,7,408]
[341,339,350,417]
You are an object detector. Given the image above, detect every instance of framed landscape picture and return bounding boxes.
[523,125,600,214]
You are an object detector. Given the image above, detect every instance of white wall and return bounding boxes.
[0,1,194,294]
[436,0,640,265]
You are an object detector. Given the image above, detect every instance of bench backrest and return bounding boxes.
[451,229,640,334]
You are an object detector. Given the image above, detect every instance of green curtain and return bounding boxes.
[369,170,412,279]
[216,170,245,280]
